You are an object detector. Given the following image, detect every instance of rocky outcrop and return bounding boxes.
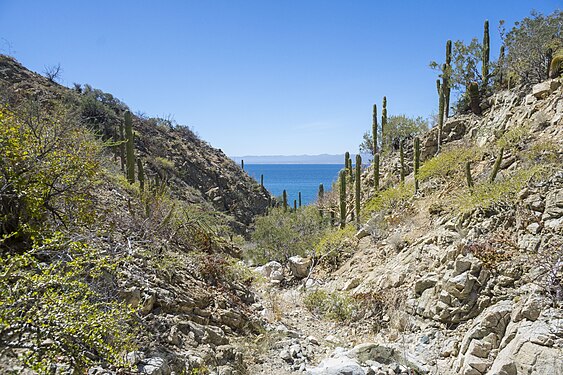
[307,80,563,375]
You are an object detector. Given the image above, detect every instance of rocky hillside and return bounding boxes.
[0,54,270,232]
[0,55,270,375]
[245,78,563,375]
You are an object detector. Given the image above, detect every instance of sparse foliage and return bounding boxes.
[502,10,563,85]
[360,115,428,154]
[43,63,62,82]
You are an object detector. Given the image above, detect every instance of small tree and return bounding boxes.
[502,10,563,85]
[43,63,62,82]
[360,115,428,154]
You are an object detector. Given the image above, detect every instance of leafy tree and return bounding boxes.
[360,115,428,155]
[250,206,326,264]
[502,10,563,85]
[0,105,136,371]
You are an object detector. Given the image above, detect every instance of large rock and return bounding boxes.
[532,79,561,99]
[255,261,284,283]
[306,356,365,375]
[138,357,171,375]
[288,256,312,279]
[454,301,513,375]
[488,316,563,375]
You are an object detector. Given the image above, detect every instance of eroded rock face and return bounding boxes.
[415,254,491,324]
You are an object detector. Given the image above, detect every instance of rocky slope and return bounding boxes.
[0,55,269,375]
[247,78,563,375]
[0,54,270,232]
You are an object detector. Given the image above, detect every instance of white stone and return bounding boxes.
[288,256,312,279]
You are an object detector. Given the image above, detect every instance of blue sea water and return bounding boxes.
[244,164,343,206]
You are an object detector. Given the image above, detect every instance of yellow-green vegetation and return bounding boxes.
[418,144,482,181]
[496,122,531,150]
[154,156,176,170]
[0,236,136,372]
[314,225,357,270]
[303,289,354,322]
[0,106,100,242]
[249,206,327,264]
[0,106,136,371]
[455,166,546,212]
[363,182,413,215]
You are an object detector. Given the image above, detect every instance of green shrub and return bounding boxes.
[0,234,136,372]
[418,145,482,181]
[0,105,136,372]
[496,123,531,151]
[314,225,357,270]
[0,106,100,248]
[455,166,545,212]
[363,182,413,215]
[303,289,354,322]
[249,206,326,264]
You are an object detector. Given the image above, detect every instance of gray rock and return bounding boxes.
[138,357,171,375]
[542,189,563,220]
[288,256,312,279]
[414,274,438,295]
[532,79,561,99]
[307,356,365,375]
[255,261,284,282]
[489,318,563,375]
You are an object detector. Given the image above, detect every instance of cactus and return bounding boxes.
[466,161,474,189]
[124,110,135,184]
[382,96,387,151]
[400,140,405,183]
[444,40,452,118]
[318,183,324,218]
[490,148,504,183]
[260,174,264,188]
[348,158,353,179]
[446,39,452,65]
[414,137,420,194]
[241,159,244,170]
[374,153,380,192]
[437,78,445,153]
[298,192,302,208]
[344,153,353,179]
[119,120,125,172]
[496,45,505,87]
[468,82,481,115]
[549,49,563,79]
[339,170,346,229]
[372,104,378,155]
[283,189,288,212]
[137,158,145,192]
[355,154,361,224]
[482,20,490,92]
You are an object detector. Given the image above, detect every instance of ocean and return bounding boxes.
[244,164,343,206]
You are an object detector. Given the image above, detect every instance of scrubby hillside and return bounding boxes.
[244,77,563,375]
[0,55,269,232]
[0,55,270,374]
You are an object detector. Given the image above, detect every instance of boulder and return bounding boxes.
[532,79,561,99]
[255,261,284,283]
[306,356,365,375]
[288,256,312,279]
[138,357,171,375]
[488,318,563,375]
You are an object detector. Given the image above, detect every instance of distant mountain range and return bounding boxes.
[230,154,372,164]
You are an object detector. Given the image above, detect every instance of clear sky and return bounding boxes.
[0,1,560,156]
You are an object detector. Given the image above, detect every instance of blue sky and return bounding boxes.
[0,1,560,156]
